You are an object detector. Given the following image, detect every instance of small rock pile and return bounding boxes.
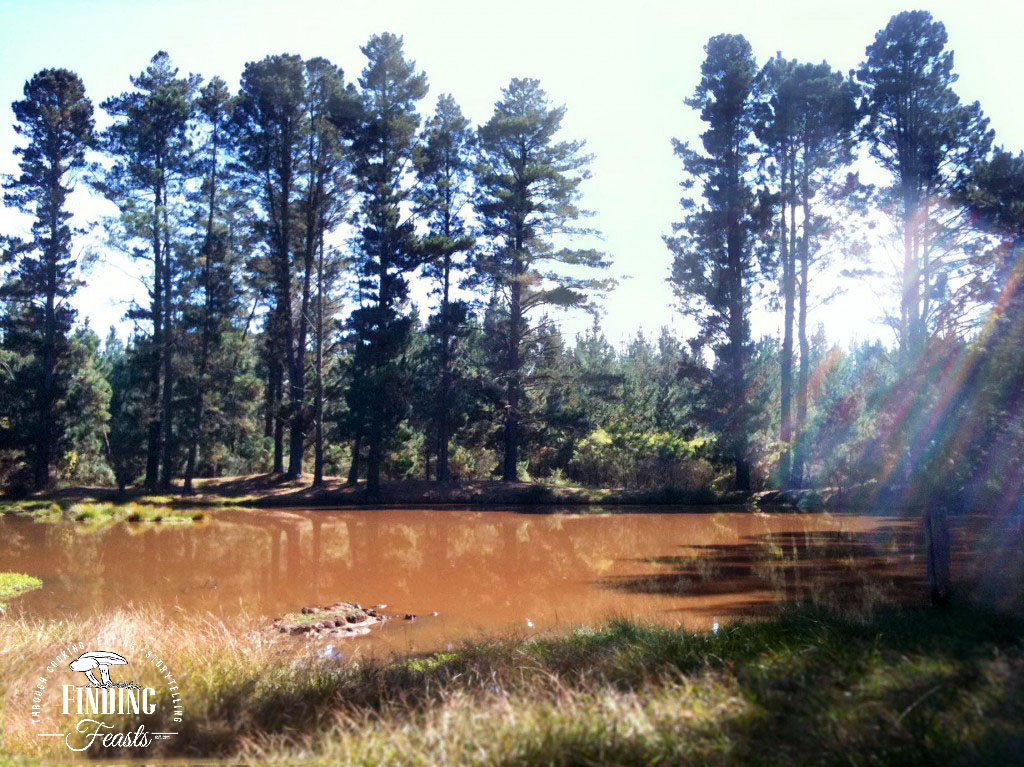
[273,601,388,638]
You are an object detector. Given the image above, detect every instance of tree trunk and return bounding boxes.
[268,357,284,473]
[367,421,382,495]
[779,148,794,488]
[365,235,389,497]
[791,166,811,489]
[726,148,749,493]
[183,438,198,494]
[183,302,209,496]
[313,233,325,488]
[33,301,54,491]
[900,187,922,358]
[925,506,951,606]
[735,458,751,494]
[274,145,295,476]
[144,189,164,491]
[283,277,303,480]
[437,252,453,482]
[287,270,310,480]
[185,157,219,496]
[347,432,361,486]
[35,207,58,490]
[502,279,522,482]
[159,204,175,491]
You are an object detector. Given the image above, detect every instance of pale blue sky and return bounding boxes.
[1,0,1021,348]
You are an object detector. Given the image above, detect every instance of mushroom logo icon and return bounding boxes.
[68,651,128,687]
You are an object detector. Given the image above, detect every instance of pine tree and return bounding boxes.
[233,53,307,476]
[757,57,861,487]
[756,55,800,487]
[300,58,354,485]
[414,93,475,481]
[667,34,764,491]
[339,33,428,495]
[181,76,247,493]
[475,78,609,481]
[858,10,991,354]
[2,68,94,489]
[97,51,197,490]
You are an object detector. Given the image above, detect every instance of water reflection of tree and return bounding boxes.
[4,511,1000,626]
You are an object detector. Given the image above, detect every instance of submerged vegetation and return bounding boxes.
[1,603,1022,764]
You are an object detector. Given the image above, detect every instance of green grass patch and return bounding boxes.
[0,500,64,518]
[0,572,42,609]
[0,499,205,525]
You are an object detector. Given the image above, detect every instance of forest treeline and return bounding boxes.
[1,12,1022,509]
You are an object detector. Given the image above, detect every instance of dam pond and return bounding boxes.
[0,506,997,655]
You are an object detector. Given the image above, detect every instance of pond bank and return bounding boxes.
[2,602,1021,765]
[1,472,882,514]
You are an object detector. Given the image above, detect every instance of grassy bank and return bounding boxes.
[0,498,207,524]
[2,602,1022,765]
[0,572,41,611]
[1,472,861,513]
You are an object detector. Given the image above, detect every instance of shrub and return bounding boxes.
[569,428,714,489]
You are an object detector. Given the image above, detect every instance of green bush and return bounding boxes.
[569,428,714,489]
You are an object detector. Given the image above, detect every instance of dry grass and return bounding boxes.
[1,601,1022,765]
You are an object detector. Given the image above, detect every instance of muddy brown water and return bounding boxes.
[0,507,991,655]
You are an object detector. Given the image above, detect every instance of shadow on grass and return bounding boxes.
[102,602,1024,765]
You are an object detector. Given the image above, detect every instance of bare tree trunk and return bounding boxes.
[183,278,210,495]
[365,249,388,496]
[145,189,164,491]
[900,187,922,358]
[287,264,311,479]
[502,279,522,482]
[185,153,219,495]
[779,147,794,488]
[159,204,175,491]
[436,253,453,482]
[925,506,951,606]
[275,148,295,476]
[726,151,750,493]
[791,166,811,489]
[346,432,361,486]
[313,233,325,488]
[268,357,285,473]
[35,201,58,490]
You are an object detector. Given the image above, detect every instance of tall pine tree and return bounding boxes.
[475,78,609,481]
[414,93,475,481]
[1,69,94,489]
[667,34,764,490]
[97,51,197,490]
[859,11,991,355]
[338,33,428,495]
